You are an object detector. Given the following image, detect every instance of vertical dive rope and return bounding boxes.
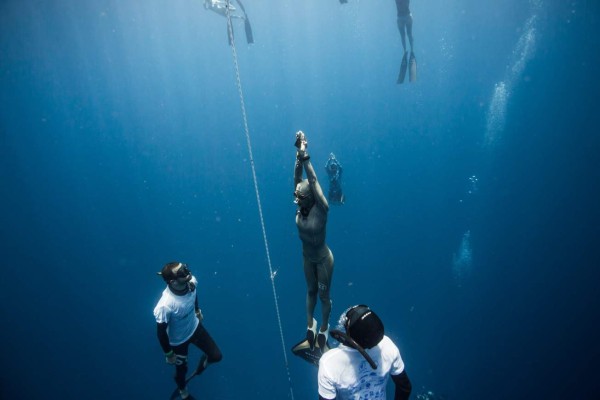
[224,3,295,399]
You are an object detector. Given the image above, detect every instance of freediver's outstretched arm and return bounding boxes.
[294,157,303,186]
[294,132,328,211]
[303,158,328,211]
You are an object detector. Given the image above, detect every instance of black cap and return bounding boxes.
[345,305,384,349]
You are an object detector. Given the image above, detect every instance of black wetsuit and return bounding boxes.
[156,286,222,390]
[395,0,410,17]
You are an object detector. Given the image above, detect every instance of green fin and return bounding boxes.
[409,51,417,82]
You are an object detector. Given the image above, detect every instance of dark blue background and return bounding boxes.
[1,0,598,399]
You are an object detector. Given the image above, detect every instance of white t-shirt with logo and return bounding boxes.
[153,276,199,346]
[318,335,405,400]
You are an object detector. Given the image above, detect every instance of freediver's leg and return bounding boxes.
[406,14,414,52]
[397,18,407,53]
[316,250,334,351]
[171,342,191,391]
[316,250,334,331]
[186,323,222,378]
[303,257,319,329]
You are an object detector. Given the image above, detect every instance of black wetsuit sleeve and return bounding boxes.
[319,396,334,400]
[392,370,412,400]
[157,322,171,354]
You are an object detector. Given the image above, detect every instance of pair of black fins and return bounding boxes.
[226,0,254,45]
[397,51,417,84]
[292,330,377,369]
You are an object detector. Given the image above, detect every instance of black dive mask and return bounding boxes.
[176,264,191,279]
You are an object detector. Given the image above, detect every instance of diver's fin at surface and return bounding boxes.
[244,18,254,44]
[409,51,417,82]
[397,52,408,84]
[292,338,330,367]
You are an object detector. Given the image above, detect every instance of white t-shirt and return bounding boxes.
[153,276,200,346]
[318,335,405,400]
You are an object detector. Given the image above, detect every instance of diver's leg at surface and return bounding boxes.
[407,14,417,82]
[397,18,408,84]
[407,14,414,52]
[233,0,253,43]
[397,18,407,53]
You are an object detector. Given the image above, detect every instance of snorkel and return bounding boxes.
[330,329,378,370]
[333,304,385,370]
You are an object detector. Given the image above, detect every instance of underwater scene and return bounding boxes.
[1,0,599,399]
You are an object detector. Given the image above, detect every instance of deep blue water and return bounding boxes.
[1,1,599,399]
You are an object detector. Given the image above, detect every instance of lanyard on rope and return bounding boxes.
[225,3,295,399]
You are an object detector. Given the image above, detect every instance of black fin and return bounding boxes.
[244,18,254,44]
[397,52,408,84]
[291,338,329,367]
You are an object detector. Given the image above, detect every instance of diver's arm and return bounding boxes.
[234,0,247,14]
[294,158,303,185]
[157,322,172,354]
[303,159,329,211]
[194,294,204,321]
[391,370,412,400]
[319,396,334,400]
[294,132,306,185]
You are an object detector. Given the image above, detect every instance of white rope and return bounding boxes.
[225,3,295,399]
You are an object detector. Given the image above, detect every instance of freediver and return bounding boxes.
[154,262,222,400]
[318,305,412,400]
[204,0,254,45]
[396,0,417,84]
[325,153,344,205]
[291,131,335,363]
